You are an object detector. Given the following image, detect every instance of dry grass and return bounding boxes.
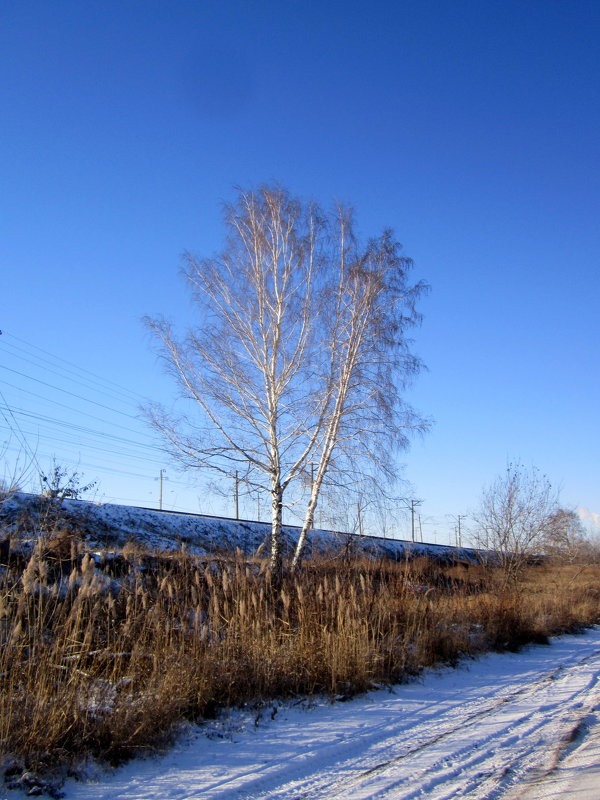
[1,531,599,779]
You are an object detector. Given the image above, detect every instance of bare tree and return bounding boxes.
[472,462,557,581]
[145,185,427,576]
[543,507,591,563]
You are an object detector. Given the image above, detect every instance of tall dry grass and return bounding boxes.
[0,531,599,777]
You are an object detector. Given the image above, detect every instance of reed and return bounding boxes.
[0,531,599,777]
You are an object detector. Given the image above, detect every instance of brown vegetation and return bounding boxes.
[0,530,599,782]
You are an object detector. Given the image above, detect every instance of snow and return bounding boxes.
[40,627,600,800]
[1,493,484,563]
[514,728,600,799]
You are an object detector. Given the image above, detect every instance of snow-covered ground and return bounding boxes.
[42,627,600,800]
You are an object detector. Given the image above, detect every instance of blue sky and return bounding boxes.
[1,0,599,542]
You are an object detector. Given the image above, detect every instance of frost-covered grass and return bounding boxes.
[0,524,599,787]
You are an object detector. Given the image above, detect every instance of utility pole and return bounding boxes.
[457,514,466,548]
[234,471,239,519]
[449,514,467,547]
[402,499,423,542]
[155,469,168,510]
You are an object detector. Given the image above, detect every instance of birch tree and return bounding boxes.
[543,507,591,563]
[145,185,427,577]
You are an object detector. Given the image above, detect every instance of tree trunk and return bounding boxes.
[270,481,284,581]
[292,488,318,572]
[292,459,330,572]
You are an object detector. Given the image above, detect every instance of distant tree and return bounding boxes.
[145,185,428,578]
[36,461,97,533]
[472,462,557,581]
[40,461,96,502]
[543,507,591,563]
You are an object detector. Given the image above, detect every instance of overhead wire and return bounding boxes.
[1,440,171,483]
[0,340,147,409]
[0,412,197,488]
[0,421,167,467]
[0,386,43,474]
[0,378,158,438]
[0,363,144,422]
[1,331,148,403]
[0,404,166,453]
[0,329,209,508]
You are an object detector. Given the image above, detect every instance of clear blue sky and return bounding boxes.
[1,0,599,542]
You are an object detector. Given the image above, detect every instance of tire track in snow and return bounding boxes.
[173,669,569,800]
[348,692,600,800]
[61,632,600,800]
[506,705,600,799]
[234,647,600,800]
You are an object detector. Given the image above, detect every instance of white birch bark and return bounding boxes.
[145,186,427,578]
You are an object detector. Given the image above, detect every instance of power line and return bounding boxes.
[0,378,154,438]
[1,441,160,482]
[0,363,142,422]
[0,405,202,489]
[0,340,146,408]
[0,403,165,453]
[0,386,42,474]
[1,330,148,403]
[1,437,198,490]
[0,328,204,507]
[0,421,166,466]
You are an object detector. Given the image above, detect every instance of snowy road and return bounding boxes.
[61,628,600,800]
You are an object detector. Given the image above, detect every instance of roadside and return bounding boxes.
[49,626,600,800]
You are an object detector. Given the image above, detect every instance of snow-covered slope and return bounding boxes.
[1,492,482,563]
